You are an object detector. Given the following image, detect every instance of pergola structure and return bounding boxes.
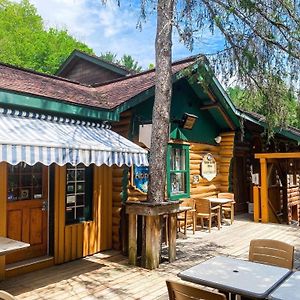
[254,153,300,224]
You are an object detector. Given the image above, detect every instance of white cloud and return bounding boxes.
[24,0,224,68]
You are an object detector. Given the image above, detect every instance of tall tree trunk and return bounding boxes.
[147,0,174,203]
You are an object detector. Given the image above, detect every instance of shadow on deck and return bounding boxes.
[1,214,300,299]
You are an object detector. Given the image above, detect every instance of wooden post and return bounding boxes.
[168,213,177,262]
[0,162,7,280]
[260,158,269,223]
[128,214,137,265]
[253,186,260,222]
[142,215,161,269]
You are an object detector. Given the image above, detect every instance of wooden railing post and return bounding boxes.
[142,215,161,269]
[260,158,269,223]
[253,186,260,222]
[168,213,177,262]
[128,213,137,265]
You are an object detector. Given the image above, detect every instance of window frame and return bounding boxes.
[65,164,93,225]
[7,162,48,202]
[167,143,190,200]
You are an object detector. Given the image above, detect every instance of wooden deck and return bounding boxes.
[1,215,300,299]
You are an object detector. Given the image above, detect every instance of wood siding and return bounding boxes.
[54,165,113,264]
[62,58,124,85]
[124,132,235,210]
[111,111,132,250]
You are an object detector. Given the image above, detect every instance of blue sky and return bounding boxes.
[28,0,225,68]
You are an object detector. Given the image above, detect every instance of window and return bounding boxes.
[65,164,93,224]
[167,144,190,200]
[7,163,46,201]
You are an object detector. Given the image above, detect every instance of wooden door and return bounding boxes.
[6,163,48,264]
[6,199,48,264]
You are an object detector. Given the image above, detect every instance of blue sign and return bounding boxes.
[132,165,149,193]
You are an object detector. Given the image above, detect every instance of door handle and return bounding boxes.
[42,200,48,212]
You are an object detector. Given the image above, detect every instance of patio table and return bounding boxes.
[178,256,291,299]
[205,197,234,223]
[268,271,300,300]
[0,236,30,256]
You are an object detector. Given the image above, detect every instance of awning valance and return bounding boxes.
[0,109,148,167]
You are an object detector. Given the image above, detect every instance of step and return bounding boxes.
[5,255,54,278]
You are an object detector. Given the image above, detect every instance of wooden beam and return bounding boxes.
[255,153,300,159]
[142,216,161,270]
[253,186,260,222]
[128,214,137,265]
[200,101,235,130]
[216,106,235,130]
[199,104,219,110]
[206,89,217,102]
[0,162,7,280]
[260,158,269,223]
[168,213,177,262]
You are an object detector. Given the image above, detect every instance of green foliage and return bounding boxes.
[139,0,300,135]
[119,54,142,72]
[100,51,143,72]
[99,51,117,63]
[228,84,300,130]
[0,0,93,74]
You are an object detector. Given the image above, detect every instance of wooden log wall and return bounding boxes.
[190,132,235,201]
[111,111,132,250]
[287,171,300,224]
[54,165,112,264]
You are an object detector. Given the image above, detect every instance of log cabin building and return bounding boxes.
[0,50,299,278]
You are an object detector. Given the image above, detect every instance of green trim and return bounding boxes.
[113,70,187,115]
[170,128,188,141]
[237,109,300,142]
[0,89,119,121]
[167,144,190,200]
[56,50,129,76]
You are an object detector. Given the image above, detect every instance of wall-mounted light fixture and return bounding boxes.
[173,113,198,130]
[214,136,222,144]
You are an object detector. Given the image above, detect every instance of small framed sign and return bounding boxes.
[192,175,200,184]
[131,165,149,194]
[201,153,217,181]
[20,189,29,199]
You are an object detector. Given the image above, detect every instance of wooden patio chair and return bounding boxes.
[196,198,221,233]
[166,280,226,300]
[249,239,294,270]
[177,198,196,235]
[217,192,235,224]
[0,291,15,300]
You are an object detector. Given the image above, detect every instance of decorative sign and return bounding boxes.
[131,165,149,194]
[201,153,217,181]
[192,175,200,184]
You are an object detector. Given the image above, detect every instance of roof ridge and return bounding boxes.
[0,61,90,87]
[71,49,134,73]
[92,55,199,88]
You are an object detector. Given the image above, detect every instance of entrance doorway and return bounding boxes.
[6,163,48,264]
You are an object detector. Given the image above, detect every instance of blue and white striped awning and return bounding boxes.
[0,109,148,167]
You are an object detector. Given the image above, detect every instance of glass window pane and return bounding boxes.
[170,172,186,195]
[7,163,45,201]
[65,164,92,224]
